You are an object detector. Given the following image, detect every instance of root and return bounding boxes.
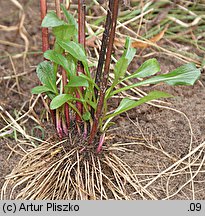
[1,139,148,200]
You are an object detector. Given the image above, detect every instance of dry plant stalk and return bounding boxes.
[89,0,119,145]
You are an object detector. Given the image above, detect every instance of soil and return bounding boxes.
[0,0,205,200]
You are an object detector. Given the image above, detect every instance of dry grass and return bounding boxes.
[1,138,152,200]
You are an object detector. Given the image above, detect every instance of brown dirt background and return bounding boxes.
[0,0,205,199]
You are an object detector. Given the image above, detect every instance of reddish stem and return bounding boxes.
[89,0,119,144]
[55,0,61,18]
[40,0,56,125]
[78,0,86,47]
[65,103,70,128]
[96,133,105,153]
[56,110,63,139]
[40,0,49,52]
[76,0,86,122]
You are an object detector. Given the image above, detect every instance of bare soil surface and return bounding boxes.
[0,0,205,199]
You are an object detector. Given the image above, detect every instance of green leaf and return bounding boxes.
[122,37,136,65]
[36,61,57,93]
[161,63,200,85]
[82,111,91,121]
[105,91,172,119]
[57,40,87,64]
[106,59,128,99]
[123,58,160,82]
[61,4,78,29]
[50,94,73,110]
[136,63,201,86]
[53,24,76,42]
[58,40,90,77]
[66,75,89,87]
[112,63,201,96]
[135,58,160,78]
[31,86,53,94]
[106,38,135,99]
[53,42,63,55]
[60,4,78,42]
[114,57,129,80]
[41,11,65,27]
[66,54,77,76]
[44,50,70,73]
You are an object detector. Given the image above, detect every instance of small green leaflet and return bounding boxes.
[41,11,66,27]
[105,91,172,119]
[66,75,89,87]
[57,40,87,65]
[82,111,91,121]
[114,57,128,81]
[66,54,77,76]
[36,61,57,94]
[50,94,73,110]
[31,85,53,94]
[44,50,70,73]
[122,37,136,65]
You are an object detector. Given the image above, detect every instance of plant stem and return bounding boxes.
[78,0,86,48]
[40,0,56,125]
[40,0,49,52]
[56,109,63,138]
[96,133,105,153]
[76,0,86,122]
[91,0,112,119]
[94,2,112,100]
[89,0,119,144]
[55,0,61,18]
